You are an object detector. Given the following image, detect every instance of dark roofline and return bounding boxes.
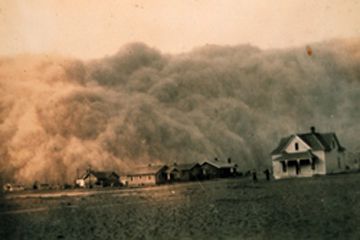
[124,165,168,176]
[82,170,119,179]
[201,160,237,169]
[332,134,346,152]
[168,163,201,171]
[270,135,294,155]
[271,130,346,155]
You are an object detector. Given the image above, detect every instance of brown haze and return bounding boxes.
[0,39,359,184]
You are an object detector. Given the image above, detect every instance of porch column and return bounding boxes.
[297,159,300,174]
[311,157,316,171]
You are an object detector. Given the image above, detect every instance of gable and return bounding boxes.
[284,135,311,153]
[201,162,219,170]
[82,171,119,180]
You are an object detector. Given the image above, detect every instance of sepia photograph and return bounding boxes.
[0,1,360,239]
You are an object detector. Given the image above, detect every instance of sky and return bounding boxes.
[1,0,360,59]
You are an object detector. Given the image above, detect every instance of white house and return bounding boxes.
[271,127,346,179]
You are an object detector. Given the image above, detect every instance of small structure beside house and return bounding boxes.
[166,163,203,182]
[201,158,238,179]
[76,170,120,188]
[3,183,25,192]
[271,127,346,179]
[32,182,52,190]
[120,165,168,186]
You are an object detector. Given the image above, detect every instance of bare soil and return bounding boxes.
[1,174,360,240]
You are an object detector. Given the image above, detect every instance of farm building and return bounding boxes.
[271,127,346,179]
[201,158,238,179]
[120,165,168,186]
[166,163,203,182]
[3,183,25,192]
[76,170,120,188]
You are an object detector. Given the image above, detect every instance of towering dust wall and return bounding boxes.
[0,39,359,183]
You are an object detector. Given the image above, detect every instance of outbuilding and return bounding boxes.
[166,163,203,182]
[201,158,238,179]
[76,170,120,188]
[120,165,168,186]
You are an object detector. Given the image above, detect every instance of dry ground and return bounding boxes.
[1,173,360,240]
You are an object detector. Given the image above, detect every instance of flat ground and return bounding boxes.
[1,173,360,240]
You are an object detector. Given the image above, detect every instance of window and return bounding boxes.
[148,176,151,180]
[295,143,299,151]
[130,177,133,181]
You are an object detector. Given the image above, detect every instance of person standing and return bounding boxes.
[263,169,270,181]
[252,169,257,182]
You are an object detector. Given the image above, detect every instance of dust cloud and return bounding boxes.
[0,39,359,184]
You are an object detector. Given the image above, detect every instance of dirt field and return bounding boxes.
[1,174,360,240]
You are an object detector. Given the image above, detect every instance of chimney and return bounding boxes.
[310,126,316,133]
[227,158,232,164]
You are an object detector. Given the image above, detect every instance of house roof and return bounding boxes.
[270,135,294,155]
[201,160,237,169]
[83,171,119,180]
[319,133,346,151]
[166,163,200,173]
[271,130,346,155]
[297,133,324,151]
[124,165,168,176]
[273,151,318,161]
